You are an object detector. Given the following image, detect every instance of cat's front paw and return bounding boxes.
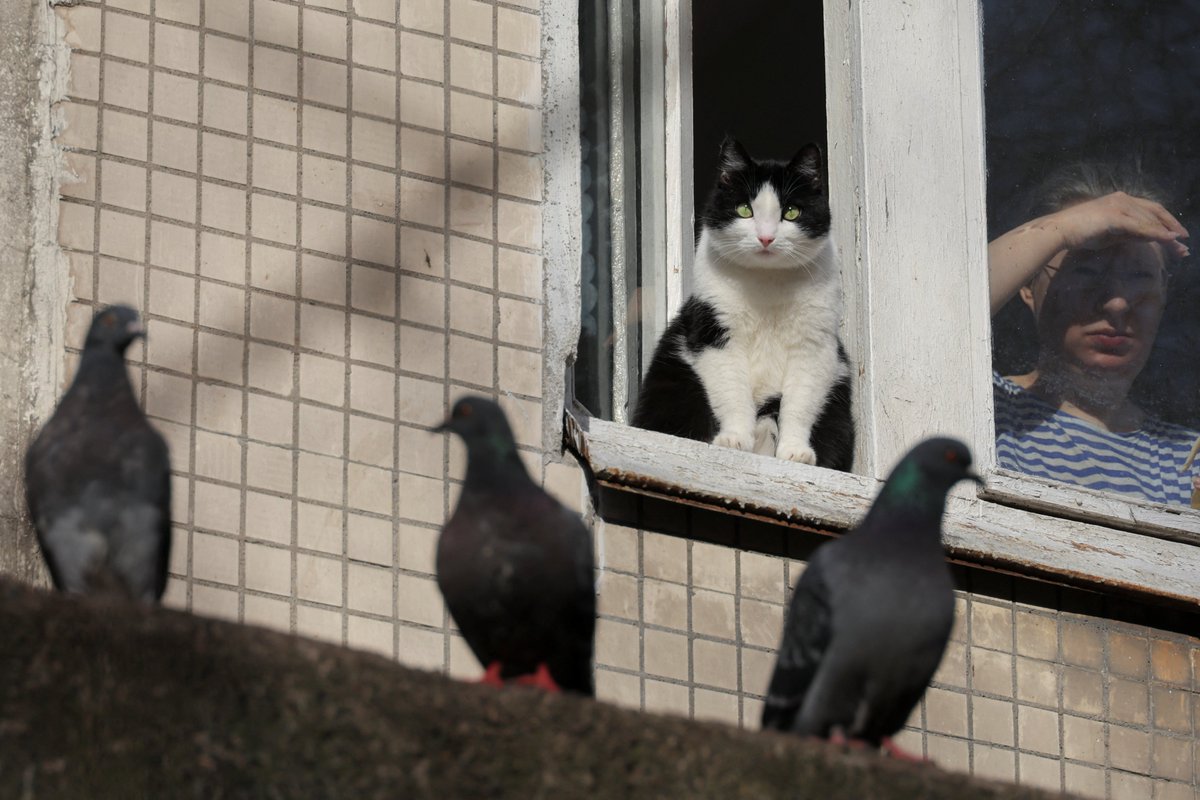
[713,429,755,452]
[776,442,817,465]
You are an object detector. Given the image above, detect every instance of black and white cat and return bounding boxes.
[632,137,854,471]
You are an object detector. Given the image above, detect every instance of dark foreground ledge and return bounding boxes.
[0,578,1070,799]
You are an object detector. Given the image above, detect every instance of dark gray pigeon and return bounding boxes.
[761,437,980,758]
[24,305,171,603]
[435,396,596,695]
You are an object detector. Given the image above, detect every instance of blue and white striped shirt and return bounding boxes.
[993,373,1200,506]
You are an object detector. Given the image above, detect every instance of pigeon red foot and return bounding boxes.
[478,661,505,688]
[828,728,869,751]
[881,736,928,763]
[513,663,561,693]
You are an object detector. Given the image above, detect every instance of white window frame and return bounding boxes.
[541,0,1200,604]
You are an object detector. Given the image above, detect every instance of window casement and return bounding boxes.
[543,0,1200,605]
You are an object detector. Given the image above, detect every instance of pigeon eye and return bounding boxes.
[944,449,958,463]
[457,403,473,419]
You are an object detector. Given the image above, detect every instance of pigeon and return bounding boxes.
[24,305,172,603]
[435,396,596,695]
[761,437,980,758]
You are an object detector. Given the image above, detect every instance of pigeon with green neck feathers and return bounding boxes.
[25,305,172,603]
[761,437,980,758]
[435,396,596,695]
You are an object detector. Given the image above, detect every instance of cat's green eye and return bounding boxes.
[783,206,801,221]
[735,203,753,219]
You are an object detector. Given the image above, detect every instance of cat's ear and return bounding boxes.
[788,143,824,188]
[718,136,752,184]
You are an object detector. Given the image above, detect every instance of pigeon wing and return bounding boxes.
[761,547,834,731]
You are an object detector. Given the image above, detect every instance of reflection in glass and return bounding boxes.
[984,3,1200,506]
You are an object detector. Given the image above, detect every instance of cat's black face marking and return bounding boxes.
[699,137,830,240]
[682,298,730,353]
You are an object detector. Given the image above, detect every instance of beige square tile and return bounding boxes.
[350,215,395,267]
[1150,734,1193,782]
[296,605,342,644]
[497,151,542,201]
[644,680,689,717]
[95,258,144,310]
[1017,704,1060,756]
[58,201,94,254]
[692,588,736,641]
[970,601,1012,651]
[146,371,192,425]
[350,415,396,469]
[1151,685,1191,734]
[1061,620,1104,670]
[157,0,199,25]
[396,572,444,627]
[245,541,292,596]
[297,552,343,606]
[1062,764,1105,800]
[254,0,299,48]
[595,669,641,709]
[1014,611,1058,661]
[450,0,492,46]
[301,204,348,257]
[347,462,392,516]
[193,530,238,584]
[351,117,397,168]
[738,598,782,649]
[303,8,347,59]
[397,625,446,671]
[147,271,196,328]
[1057,666,1101,716]
[153,72,199,123]
[205,0,250,38]
[497,102,540,154]
[496,55,539,106]
[496,393,540,447]
[154,22,199,73]
[446,334,490,386]
[247,392,295,445]
[400,0,442,34]
[497,347,540,398]
[150,171,197,224]
[351,69,396,121]
[243,594,291,633]
[347,616,393,658]
[1109,630,1150,679]
[347,562,393,616]
[400,128,445,181]
[203,84,249,135]
[740,647,774,696]
[201,181,247,235]
[596,571,638,621]
[642,578,686,630]
[595,618,640,672]
[352,19,395,71]
[644,629,688,681]
[203,34,249,86]
[1108,773,1153,800]
[253,96,299,146]
[693,688,739,726]
[193,430,242,486]
[199,230,246,284]
[60,102,98,151]
[61,5,101,52]
[397,32,443,85]
[97,209,146,264]
[971,744,1015,783]
[144,318,193,374]
[151,121,197,173]
[399,176,446,229]
[347,513,393,567]
[971,646,1014,698]
[597,524,639,575]
[1150,639,1191,687]
[303,58,348,108]
[105,10,151,62]
[244,490,292,545]
[250,146,296,200]
[69,53,100,102]
[449,139,494,191]
[497,246,541,298]
[253,46,299,99]
[299,302,346,356]
[299,404,345,457]
[194,480,242,534]
[1017,753,1059,793]
[448,285,492,337]
[298,352,345,406]
[398,374,443,425]
[924,687,968,737]
[348,264,395,317]
[103,61,149,112]
[971,696,1014,746]
[350,164,396,217]
[396,471,443,525]
[400,79,446,131]
[394,327,443,382]
[301,254,347,306]
[192,587,239,622]
[195,382,243,435]
[250,292,296,345]
[196,331,244,385]
[924,734,968,772]
[350,364,395,418]
[302,106,347,156]
[1012,656,1057,707]
[302,154,347,206]
[1109,676,1149,725]
[249,243,296,294]
[352,0,393,22]
[67,252,93,303]
[395,522,436,574]
[101,111,151,165]
[247,441,294,494]
[497,7,539,58]
[298,451,345,505]
[642,531,687,584]
[690,541,734,594]
[247,342,294,396]
[297,501,342,553]
[448,187,492,239]
[450,91,493,142]
[149,221,196,274]
[496,199,540,249]
[251,192,299,246]
[1109,723,1151,773]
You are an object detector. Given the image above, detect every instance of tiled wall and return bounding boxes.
[50,2,1197,799]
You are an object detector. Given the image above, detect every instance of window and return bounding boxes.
[555,0,1200,602]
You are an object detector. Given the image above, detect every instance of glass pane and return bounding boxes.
[984,2,1200,507]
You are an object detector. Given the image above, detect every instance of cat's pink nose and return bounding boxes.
[758,235,775,248]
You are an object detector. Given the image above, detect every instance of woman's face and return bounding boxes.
[1022,240,1167,381]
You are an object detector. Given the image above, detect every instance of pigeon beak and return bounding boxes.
[967,470,985,488]
[126,320,146,339]
[433,417,451,434]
